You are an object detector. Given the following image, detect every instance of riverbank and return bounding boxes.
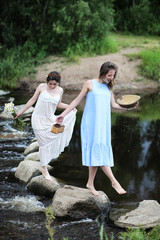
[18,47,160,94]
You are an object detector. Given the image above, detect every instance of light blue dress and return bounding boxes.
[81,79,114,167]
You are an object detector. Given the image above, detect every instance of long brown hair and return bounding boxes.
[99,62,118,90]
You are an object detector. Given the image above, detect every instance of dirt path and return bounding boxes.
[22,47,159,93]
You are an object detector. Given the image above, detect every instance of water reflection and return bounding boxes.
[111,114,160,202]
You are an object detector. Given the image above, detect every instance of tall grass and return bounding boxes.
[0,44,47,89]
[138,48,160,82]
[111,32,160,49]
[63,35,118,62]
[45,207,55,240]
[95,36,118,55]
[100,225,160,240]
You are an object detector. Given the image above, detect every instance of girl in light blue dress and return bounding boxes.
[57,62,137,196]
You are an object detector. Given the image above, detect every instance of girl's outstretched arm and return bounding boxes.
[56,80,92,124]
[15,84,43,118]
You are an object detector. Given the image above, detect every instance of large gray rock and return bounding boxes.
[27,175,60,196]
[110,200,160,229]
[15,160,52,183]
[51,185,110,220]
[24,152,40,161]
[24,141,39,156]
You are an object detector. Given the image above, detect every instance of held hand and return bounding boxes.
[73,108,77,112]
[14,114,18,120]
[56,115,64,125]
[127,101,139,111]
[14,111,21,119]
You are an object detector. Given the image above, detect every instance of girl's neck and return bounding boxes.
[97,78,104,83]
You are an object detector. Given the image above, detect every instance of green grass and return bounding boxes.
[100,225,160,240]
[111,32,160,82]
[146,225,160,240]
[138,48,160,82]
[0,45,48,89]
[111,32,160,49]
[124,48,160,82]
[95,36,118,55]
[45,206,55,240]
[63,35,118,62]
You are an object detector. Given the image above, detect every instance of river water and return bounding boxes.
[0,89,160,240]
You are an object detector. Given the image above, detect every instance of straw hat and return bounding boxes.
[117,95,141,108]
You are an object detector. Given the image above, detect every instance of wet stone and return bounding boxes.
[24,152,40,161]
[51,185,111,220]
[110,200,160,229]
[24,141,39,156]
[27,175,60,196]
[15,160,52,183]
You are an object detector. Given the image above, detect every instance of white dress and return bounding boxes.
[31,87,76,166]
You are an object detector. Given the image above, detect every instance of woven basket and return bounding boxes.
[51,124,65,134]
[117,95,141,108]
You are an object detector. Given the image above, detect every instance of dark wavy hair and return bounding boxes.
[46,71,61,84]
[99,62,118,90]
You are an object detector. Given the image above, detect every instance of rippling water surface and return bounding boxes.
[0,89,160,240]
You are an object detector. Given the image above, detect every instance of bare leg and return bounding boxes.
[100,166,127,194]
[41,166,53,181]
[86,166,99,196]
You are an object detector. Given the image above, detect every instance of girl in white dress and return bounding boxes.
[16,71,76,181]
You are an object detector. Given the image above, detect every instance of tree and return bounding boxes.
[0,0,115,53]
[114,0,160,35]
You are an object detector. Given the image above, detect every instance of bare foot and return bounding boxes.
[42,173,53,181]
[86,183,99,196]
[39,167,53,181]
[112,182,127,195]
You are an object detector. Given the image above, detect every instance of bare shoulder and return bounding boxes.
[34,83,46,95]
[38,83,46,90]
[83,80,93,91]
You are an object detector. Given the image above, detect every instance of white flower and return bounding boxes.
[4,102,25,131]
[4,102,15,114]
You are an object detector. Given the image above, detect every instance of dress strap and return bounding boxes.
[58,86,61,95]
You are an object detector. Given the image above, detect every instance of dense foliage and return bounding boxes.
[114,0,160,35]
[1,0,160,89]
[0,0,115,89]
[1,0,160,53]
[0,0,114,53]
